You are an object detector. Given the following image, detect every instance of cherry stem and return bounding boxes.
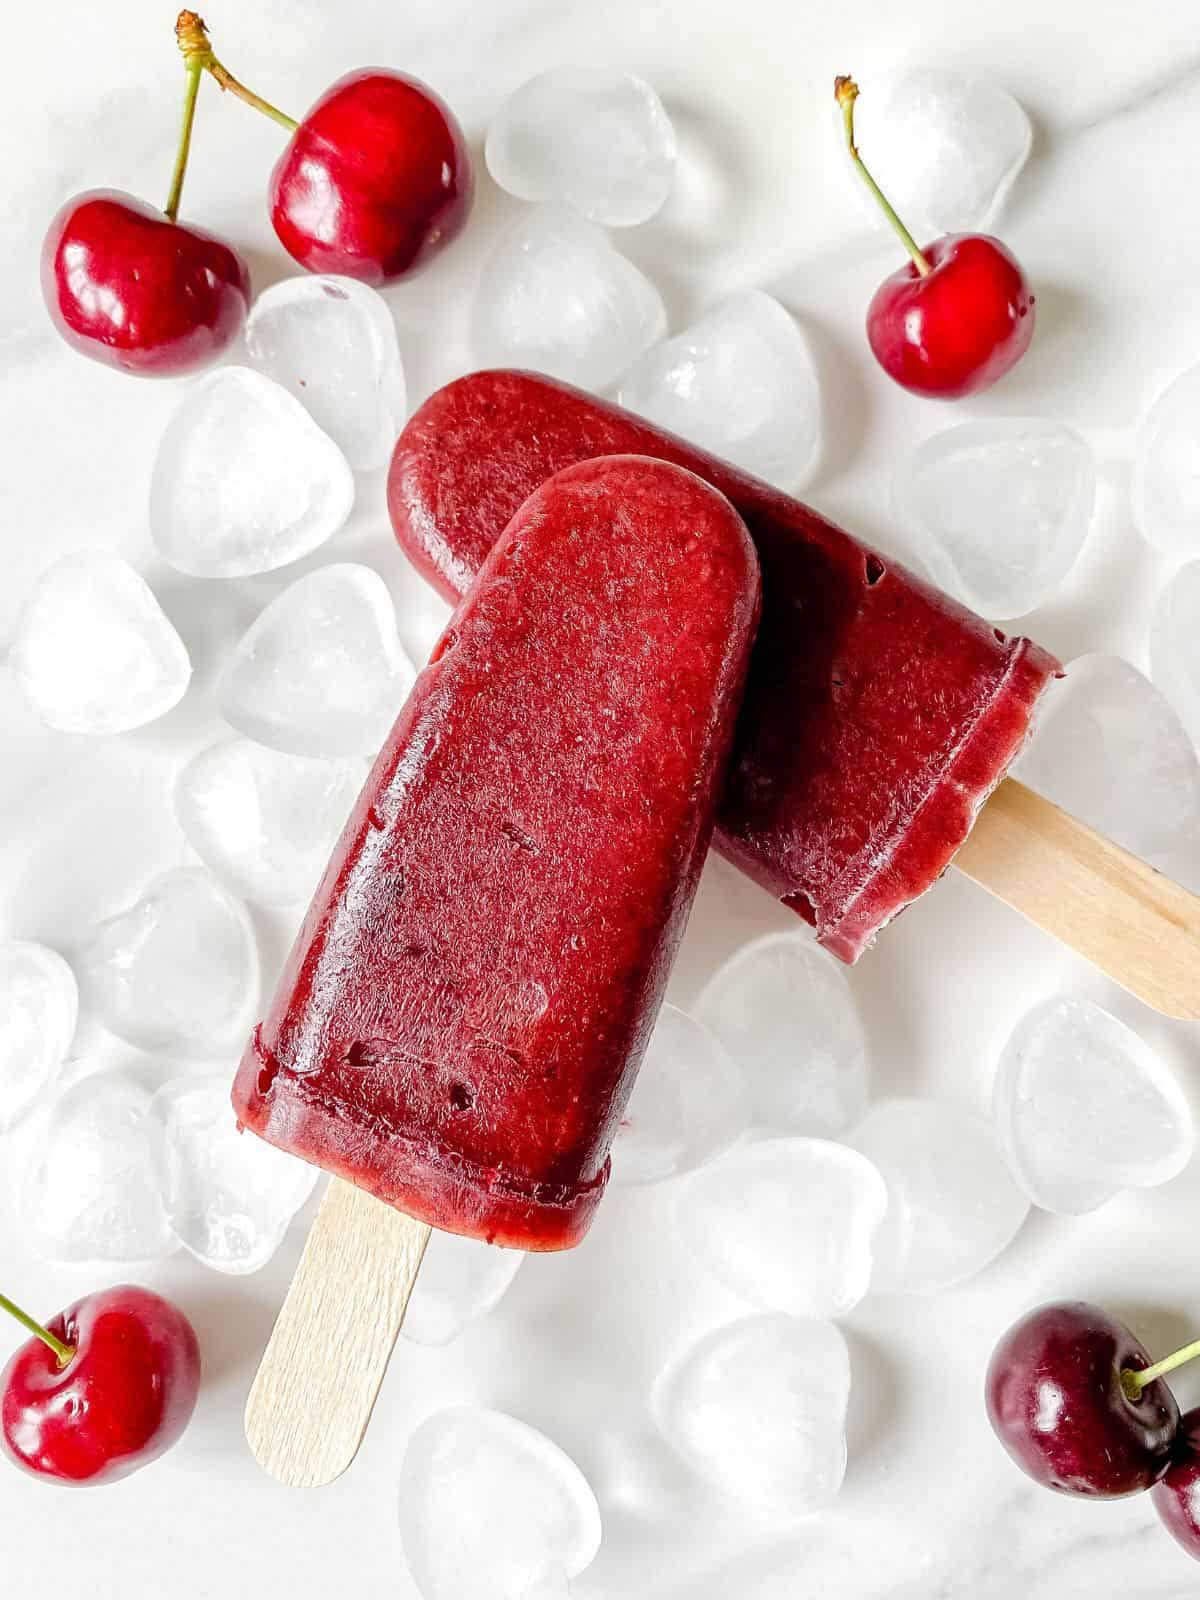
[834,75,932,279]
[1122,1338,1200,1400]
[164,56,204,222]
[175,11,299,134]
[0,1293,74,1369]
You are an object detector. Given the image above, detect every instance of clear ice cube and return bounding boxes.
[398,1407,602,1600]
[486,67,677,227]
[850,69,1032,235]
[152,1074,318,1275]
[617,291,821,490]
[1151,560,1200,751]
[244,276,406,471]
[993,995,1193,1214]
[175,738,364,908]
[0,941,78,1131]
[848,1097,1029,1294]
[1133,363,1200,559]
[471,206,667,391]
[1017,653,1200,883]
[218,563,414,758]
[149,366,355,578]
[674,1137,886,1317]
[79,867,258,1057]
[25,1070,173,1263]
[695,933,869,1135]
[402,1232,525,1346]
[893,419,1095,618]
[9,552,191,735]
[653,1313,849,1517]
[610,1002,747,1186]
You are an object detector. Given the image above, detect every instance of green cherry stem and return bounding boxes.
[1121,1337,1200,1400]
[164,55,204,222]
[0,1292,74,1369]
[176,10,299,133]
[834,74,932,279]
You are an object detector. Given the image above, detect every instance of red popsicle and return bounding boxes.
[388,370,1060,963]
[233,456,759,1249]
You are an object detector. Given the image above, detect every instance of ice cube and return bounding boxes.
[152,1074,318,1274]
[9,552,191,735]
[1017,654,1200,882]
[397,1408,601,1600]
[1133,364,1200,559]
[79,867,258,1057]
[617,291,821,490]
[244,276,406,471]
[471,207,667,391]
[219,564,414,758]
[175,738,364,908]
[1151,561,1200,751]
[892,419,1095,618]
[695,933,868,1135]
[25,1070,173,1263]
[610,1002,746,1186]
[149,366,355,578]
[0,941,78,1131]
[653,1314,849,1517]
[402,1232,525,1346]
[485,67,677,227]
[674,1138,886,1317]
[848,1098,1029,1294]
[850,69,1032,235]
[993,995,1193,1214]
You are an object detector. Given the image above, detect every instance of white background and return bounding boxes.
[3,1,1200,1596]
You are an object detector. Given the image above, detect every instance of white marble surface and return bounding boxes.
[3,2,1200,1595]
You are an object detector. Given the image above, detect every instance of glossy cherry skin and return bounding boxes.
[866,233,1035,399]
[0,1285,201,1486]
[986,1301,1178,1498]
[1153,1408,1200,1560]
[269,69,474,285]
[42,190,251,377]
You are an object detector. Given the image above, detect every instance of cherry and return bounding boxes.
[835,76,1035,399]
[1153,1408,1200,1561]
[270,70,474,284]
[41,25,249,375]
[176,13,473,285]
[0,1285,200,1486]
[985,1301,1178,1497]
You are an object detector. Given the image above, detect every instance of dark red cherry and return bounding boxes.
[986,1301,1179,1498]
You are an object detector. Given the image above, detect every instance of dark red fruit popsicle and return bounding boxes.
[387,370,1060,962]
[233,456,759,1249]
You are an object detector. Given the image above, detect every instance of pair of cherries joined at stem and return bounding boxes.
[0,1285,200,1486]
[988,1301,1200,1563]
[42,10,473,376]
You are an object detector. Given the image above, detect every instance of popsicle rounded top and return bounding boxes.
[387,369,1061,962]
[233,455,760,1250]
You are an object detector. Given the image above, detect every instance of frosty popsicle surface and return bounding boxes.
[388,370,1060,962]
[232,456,760,1249]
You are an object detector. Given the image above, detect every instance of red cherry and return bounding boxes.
[41,190,250,377]
[0,1285,201,1486]
[835,75,1034,399]
[866,233,1034,398]
[269,69,474,285]
[985,1302,1179,1498]
[1153,1408,1200,1561]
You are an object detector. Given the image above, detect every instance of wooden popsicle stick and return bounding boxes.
[954,777,1200,1021]
[244,1177,431,1487]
